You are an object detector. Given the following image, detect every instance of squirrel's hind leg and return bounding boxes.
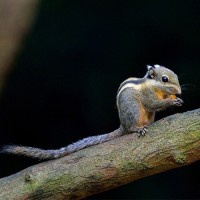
[118,88,146,135]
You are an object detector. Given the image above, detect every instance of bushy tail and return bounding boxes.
[1,145,58,160]
[1,129,122,160]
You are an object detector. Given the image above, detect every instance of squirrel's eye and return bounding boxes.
[162,75,169,83]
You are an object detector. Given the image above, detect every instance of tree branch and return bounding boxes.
[0,108,200,200]
[0,0,39,92]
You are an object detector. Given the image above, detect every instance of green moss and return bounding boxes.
[174,154,186,165]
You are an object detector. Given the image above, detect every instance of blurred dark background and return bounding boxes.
[0,0,200,199]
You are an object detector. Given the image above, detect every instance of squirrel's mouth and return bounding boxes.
[169,93,181,99]
[169,94,177,99]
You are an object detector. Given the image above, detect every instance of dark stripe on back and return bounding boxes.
[117,78,145,94]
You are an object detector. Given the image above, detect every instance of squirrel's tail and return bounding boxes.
[1,128,123,160]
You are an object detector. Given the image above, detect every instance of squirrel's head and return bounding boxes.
[145,64,181,95]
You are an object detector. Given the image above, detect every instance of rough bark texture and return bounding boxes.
[0,108,199,200]
[0,0,39,92]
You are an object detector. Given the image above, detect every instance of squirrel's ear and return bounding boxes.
[147,65,155,79]
[147,65,152,70]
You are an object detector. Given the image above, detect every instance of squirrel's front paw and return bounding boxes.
[136,126,147,137]
[172,98,184,107]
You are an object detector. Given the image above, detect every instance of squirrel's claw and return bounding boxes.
[136,126,148,137]
[173,98,184,107]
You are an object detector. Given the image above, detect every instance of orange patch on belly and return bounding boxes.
[136,104,154,127]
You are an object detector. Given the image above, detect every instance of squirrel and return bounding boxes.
[0,65,183,160]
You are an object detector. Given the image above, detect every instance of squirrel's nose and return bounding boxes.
[177,88,182,95]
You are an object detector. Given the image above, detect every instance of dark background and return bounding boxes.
[0,0,200,199]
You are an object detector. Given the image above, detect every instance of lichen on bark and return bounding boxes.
[0,108,199,200]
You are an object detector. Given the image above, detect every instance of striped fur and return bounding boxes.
[116,77,145,109]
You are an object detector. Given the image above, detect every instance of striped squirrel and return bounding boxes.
[0,65,183,160]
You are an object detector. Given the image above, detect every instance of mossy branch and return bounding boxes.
[0,109,200,200]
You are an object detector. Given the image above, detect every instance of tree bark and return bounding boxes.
[0,108,199,200]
